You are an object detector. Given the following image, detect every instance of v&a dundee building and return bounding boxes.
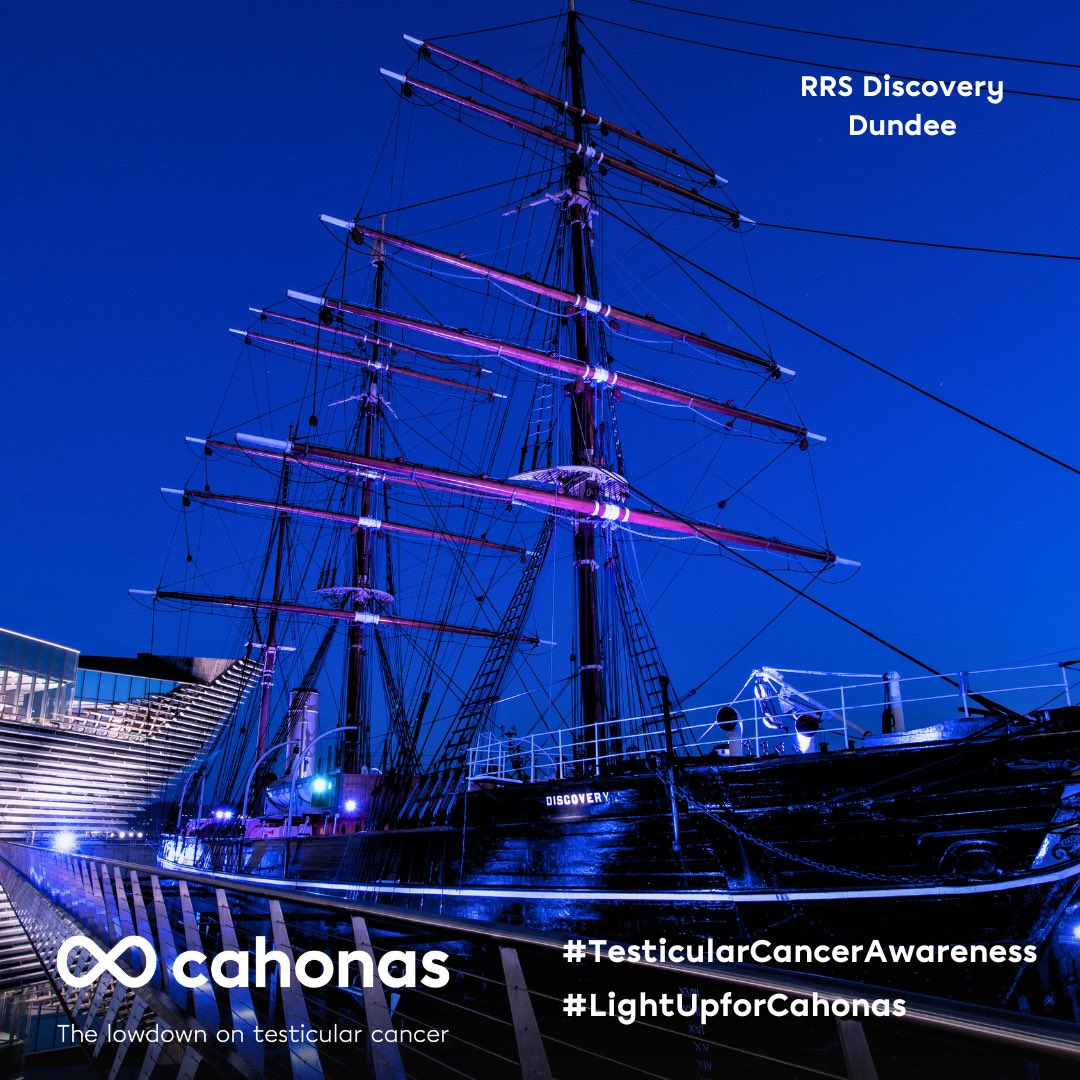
[0,626,255,1074]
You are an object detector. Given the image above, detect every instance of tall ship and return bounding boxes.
[141,5,1080,1013]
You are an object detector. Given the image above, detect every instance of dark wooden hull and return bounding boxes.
[161,710,1080,1005]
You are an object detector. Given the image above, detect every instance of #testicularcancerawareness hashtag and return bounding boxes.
[563,939,587,962]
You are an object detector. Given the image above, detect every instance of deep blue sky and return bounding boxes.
[3,0,1080,714]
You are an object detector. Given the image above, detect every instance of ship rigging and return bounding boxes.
[142,0,855,800]
[136,3,1080,1014]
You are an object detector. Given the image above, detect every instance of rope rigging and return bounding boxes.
[581,12,1080,104]
[151,4,1069,824]
[603,202,1080,482]
[627,1,1080,71]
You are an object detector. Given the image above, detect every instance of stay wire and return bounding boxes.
[603,190,771,357]
[583,13,1080,103]
[605,204,1080,481]
[429,14,564,42]
[755,220,1080,263]
[601,192,1080,261]
[627,1,1080,71]
[626,476,963,691]
[577,16,714,172]
[684,569,825,698]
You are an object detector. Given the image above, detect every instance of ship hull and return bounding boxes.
[161,710,1080,1004]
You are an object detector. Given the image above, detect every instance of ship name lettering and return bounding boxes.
[546,790,611,807]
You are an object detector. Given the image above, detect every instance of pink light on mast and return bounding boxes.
[321,220,786,377]
[214,435,854,567]
[402,35,727,188]
[140,589,542,643]
[287,294,820,442]
[250,307,491,376]
[161,487,528,556]
[379,69,747,225]
[231,328,501,400]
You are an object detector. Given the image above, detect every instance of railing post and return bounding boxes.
[95,980,127,1054]
[106,993,146,1071]
[499,946,552,1080]
[84,861,105,940]
[174,1046,205,1080]
[215,888,263,1073]
[837,1018,879,1080]
[178,880,219,1030]
[75,858,92,928]
[83,966,114,1031]
[130,870,154,941]
[150,874,183,1005]
[352,916,406,1080]
[958,671,971,718]
[97,862,121,943]
[268,899,324,1080]
[112,867,136,938]
[136,1035,167,1080]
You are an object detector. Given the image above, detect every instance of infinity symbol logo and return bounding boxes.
[56,935,158,989]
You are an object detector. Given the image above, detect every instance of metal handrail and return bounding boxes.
[469,661,1079,782]
[4,841,1079,1063]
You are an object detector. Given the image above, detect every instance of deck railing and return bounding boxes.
[468,661,1080,784]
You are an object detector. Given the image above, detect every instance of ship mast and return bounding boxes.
[343,234,386,773]
[564,0,607,769]
[147,14,861,813]
[256,463,289,762]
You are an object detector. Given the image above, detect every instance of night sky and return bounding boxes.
[4,0,1080,717]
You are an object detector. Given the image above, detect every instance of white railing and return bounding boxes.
[466,661,1080,784]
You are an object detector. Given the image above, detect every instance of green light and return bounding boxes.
[311,776,330,795]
